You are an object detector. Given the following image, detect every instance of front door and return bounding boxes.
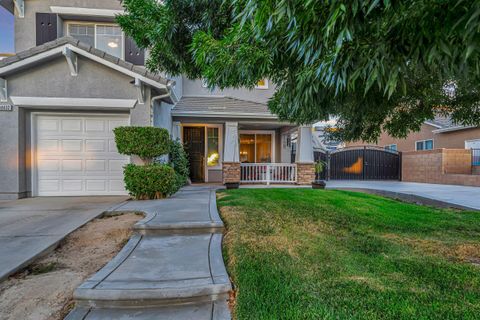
[183,127,205,182]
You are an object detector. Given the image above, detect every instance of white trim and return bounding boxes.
[30,112,131,197]
[172,111,278,119]
[415,139,434,151]
[0,46,65,75]
[13,0,24,18]
[10,97,137,109]
[0,44,168,92]
[465,139,480,149]
[0,78,7,102]
[66,44,166,90]
[424,121,443,129]
[239,130,276,163]
[50,6,124,18]
[432,125,476,133]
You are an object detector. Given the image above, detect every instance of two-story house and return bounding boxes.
[0,0,316,200]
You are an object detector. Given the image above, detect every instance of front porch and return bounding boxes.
[173,120,316,186]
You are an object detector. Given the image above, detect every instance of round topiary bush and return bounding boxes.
[114,126,170,163]
[123,163,177,200]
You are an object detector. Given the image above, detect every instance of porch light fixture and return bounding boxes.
[207,152,219,166]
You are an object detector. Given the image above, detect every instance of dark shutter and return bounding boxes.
[125,37,145,65]
[36,13,58,46]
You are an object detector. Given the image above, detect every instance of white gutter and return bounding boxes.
[432,125,476,133]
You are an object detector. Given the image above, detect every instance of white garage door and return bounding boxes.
[35,114,130,196]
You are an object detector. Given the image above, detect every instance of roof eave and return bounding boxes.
[432,125,476,133]
[171,111,279,120]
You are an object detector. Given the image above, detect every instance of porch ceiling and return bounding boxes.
[238,122,296,130]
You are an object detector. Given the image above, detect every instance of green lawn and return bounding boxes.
[217,189,480,320]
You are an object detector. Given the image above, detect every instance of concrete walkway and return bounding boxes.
[327,180,480,210]
[0,196,127,282]
[67,186,231,320]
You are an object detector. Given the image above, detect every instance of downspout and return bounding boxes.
[150,80,177,163]
[150,80,177,126]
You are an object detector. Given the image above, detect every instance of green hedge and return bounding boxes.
[123,163,177,200]
[170,140,190,191]
[114,126,170,161]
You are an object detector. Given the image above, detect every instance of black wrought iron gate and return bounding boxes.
[329,147,401,180]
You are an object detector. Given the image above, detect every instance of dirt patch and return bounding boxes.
[382,233,480,266]
[0,213,142,320]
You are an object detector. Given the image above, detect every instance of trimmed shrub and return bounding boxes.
[114,126,170,162]
[123,163,177,200]
[170,140,190,191]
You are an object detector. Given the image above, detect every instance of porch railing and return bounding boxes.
[240,163,297,184]
[472,149,480,166]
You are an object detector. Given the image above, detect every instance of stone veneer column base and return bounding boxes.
[223,162,241,184]
[296,163,315,185]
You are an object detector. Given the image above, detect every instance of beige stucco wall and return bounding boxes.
[347,124,436,152]
[347,125,480,151]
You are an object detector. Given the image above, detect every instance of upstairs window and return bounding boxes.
[68,23,124,59]
[416,139,433,151]
[68,24,94,46]
[385,144,397,151]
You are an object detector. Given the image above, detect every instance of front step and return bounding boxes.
[115,190,225,235]
[72,233,231,308]
[66,300,231,320]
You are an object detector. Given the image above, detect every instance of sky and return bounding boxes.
[0,6,14,53]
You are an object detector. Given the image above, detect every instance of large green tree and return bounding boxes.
[118,0,480,141]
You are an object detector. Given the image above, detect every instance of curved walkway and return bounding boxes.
[327,180,480,211]
[67,186,231,320]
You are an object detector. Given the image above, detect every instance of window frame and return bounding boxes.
[415,139,434,151]
[66,21,125,60]
[384,144,397,151]
[239,130,276,163]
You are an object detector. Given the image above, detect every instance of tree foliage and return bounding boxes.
[119,0,480,141]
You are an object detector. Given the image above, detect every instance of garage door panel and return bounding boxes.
[36,115,129,196]
[38,139,60,153]
[61,119,82,132]
[85,140,107,152]
[62,140,83,152]
[86,159,106,171]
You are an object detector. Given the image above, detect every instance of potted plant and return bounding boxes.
[312,160,327,189]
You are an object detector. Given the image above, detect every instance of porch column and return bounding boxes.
[295,125,315,185]
[172,121,181,141]
[223,122,240,187]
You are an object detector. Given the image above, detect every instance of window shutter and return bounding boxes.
[36,13,58,46]
[124,37,145,65]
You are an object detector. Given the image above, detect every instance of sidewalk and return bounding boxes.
[66,186,231,320]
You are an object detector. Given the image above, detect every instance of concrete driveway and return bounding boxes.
[327,181,480,211]
[0,196,127,282]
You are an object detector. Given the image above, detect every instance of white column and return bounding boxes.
[224,122,239,162]
[172,121,181,141]
[295,125,314,163]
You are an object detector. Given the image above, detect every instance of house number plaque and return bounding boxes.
[0,105,13,111]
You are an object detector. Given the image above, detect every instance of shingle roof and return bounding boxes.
[172,96,277,118]
[0,36,170,86]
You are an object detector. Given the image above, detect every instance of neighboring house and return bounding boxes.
[0,0,315,200]
[346,116,480,152]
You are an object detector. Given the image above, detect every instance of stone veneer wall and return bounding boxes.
[402,149,480,186]
[296,163,315,185]
[223,162,240,184]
